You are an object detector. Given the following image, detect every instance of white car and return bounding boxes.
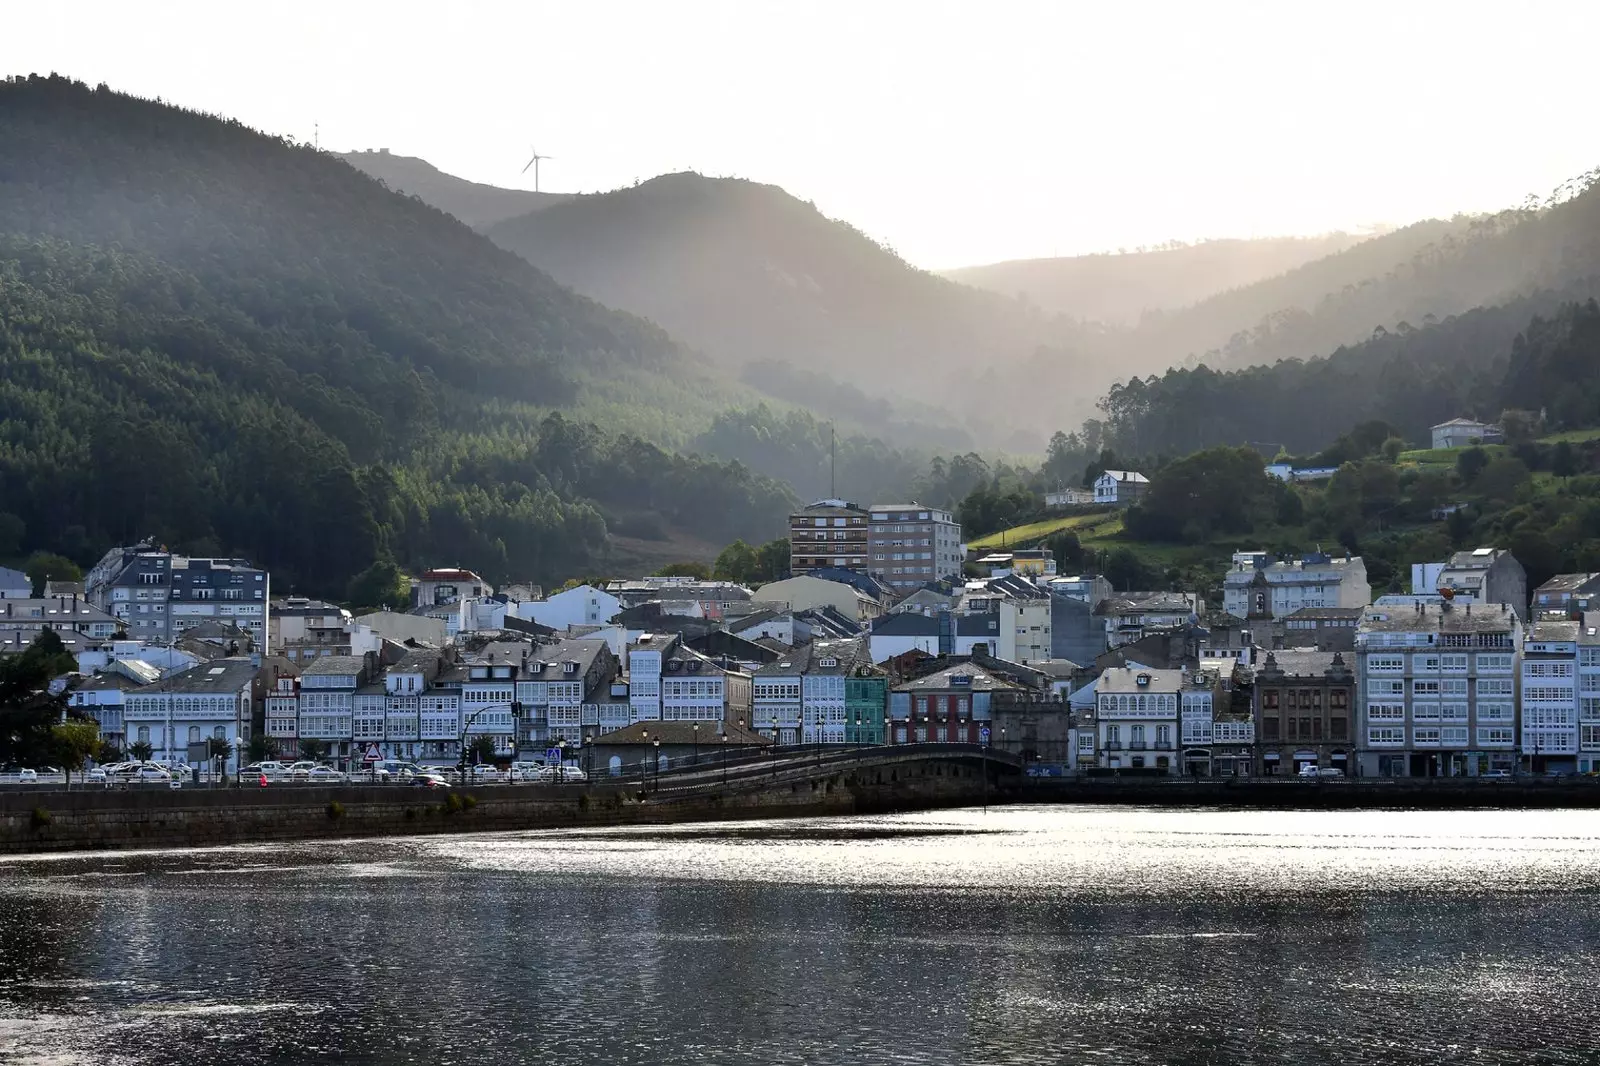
[305,766,346,784]
[129,765,173,784]
[285,761,322,780]
[539,765,587,784]
[469,766,507,784]
[0,768,38,784]
[86,767,108,783]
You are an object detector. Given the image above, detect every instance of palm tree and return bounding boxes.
[129,740,154,763]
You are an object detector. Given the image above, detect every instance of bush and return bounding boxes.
[31,806,51,829]
[461,794,478,810]
[326,801,345,820]
[404,807,417,821]
[444,792,464,814]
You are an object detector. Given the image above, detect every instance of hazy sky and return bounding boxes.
[9,1,1600,267]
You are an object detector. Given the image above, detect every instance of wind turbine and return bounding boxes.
[521,146,553,192]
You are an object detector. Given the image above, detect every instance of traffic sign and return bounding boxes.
[979,727,991,741]
[545,747,562,762]
[363,743,382,763]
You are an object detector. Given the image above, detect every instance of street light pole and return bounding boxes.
[639,728,649,785]
[771,714,778,778]
[652,738,661,791]
[692,722,699,768]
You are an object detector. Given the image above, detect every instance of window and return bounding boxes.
[187,726,200,743]
[1366,704,1405,721]
[1367,727,1404,745]
[137,725,150,743]
[1412,727,1440,744]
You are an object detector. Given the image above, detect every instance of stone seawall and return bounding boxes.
[0,762,997,854]
[1016,778,1600,809]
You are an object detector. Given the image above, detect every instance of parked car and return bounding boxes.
[1316,767,1344,778]
[1297,764,1322,778]
[0,767,38,784]
[241,761,290,781]
[306,766,346,784]
[470,765,507,784]
[129,765,173,784]
[1482,769,1513,780]
[539,765,587,784]
[412,772,451,789]
[86,767,108,783]
[285,761,322,781]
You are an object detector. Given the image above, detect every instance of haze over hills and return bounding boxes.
[0,75,793,594]
[337,149,573,229]
[485,172,1092,449]
[944,233,1377,326]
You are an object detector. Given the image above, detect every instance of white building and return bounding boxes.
[626,634,671,723]
[1355,602,1521,778]
[1223,552,1371,620]
[1092,667,1182,773]
[1044,487,1095,508]
[0,566,29,599]
[1581,619,1600,774]
[753,651,804,745]
[1435,548,1528,620]
[1522,619,1579,772]
[298,655,368,767]
[121,658,256,771]
[461,653,518,758]
[513,584,622,631]
[660,645,752,728]
[1096,593,1199,650]
[264,674,300,757]
[1431,418,1501,450]
[86,544,270,646]
[1094,470,1149,506]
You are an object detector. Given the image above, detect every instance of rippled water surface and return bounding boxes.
[4,806,1600,1064]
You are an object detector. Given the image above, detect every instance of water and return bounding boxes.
[3,806,1600,1064]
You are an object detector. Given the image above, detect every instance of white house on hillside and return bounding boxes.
[1094,470,1149,506]
[1431,418,1502,450]
[513,584,622,630]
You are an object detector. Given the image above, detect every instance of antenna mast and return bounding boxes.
[830,423,836,499]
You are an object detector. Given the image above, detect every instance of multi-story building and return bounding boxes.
[68,670,158,750]
[0,566,29,598]
[411,568,488,609]
[1096,593,1199,650]
[86,544,270,646]
[753,649,804,745]
[419,664,465,766]
[461,650,519,759]
[512,638,620,748]
[514,584,623,630]
[788,500,870,579]
[660,645,752,731]
[298,654,370,768]
[1580,619,1600,775]
[844,656,888,745]
[1223,552,1370,621]
[264,674,300,757]
[1253,650,1356,776]
[626,633,675,724]
[1176,670,1229,776]
[1532,574,1600,619]
[1279,607,1363,652]
[1434,548,1528,619]
[1094,470,1149,505]
[1091,667,1182,773]
[867,503,963,591]
[888,662,1014,745]
[1355,601,1521,778]
[1521,619,1579,773]
[121,658,256,771]
[269,597,353,660]
[0,597,119,640]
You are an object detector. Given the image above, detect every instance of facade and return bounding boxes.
[1094,470,1149,505]
[68,672,154,749]
[298,654,371,768]
[86,545,270,646]
[1097,593,1198,650]
[1091,667,1182,773]
[1279,606,1363,652]
[1355,602,1521,778]
[268,597,352,655]
[1253,651,1356,776]
[1431,418,1502,450]
[121,658,256,771]
[0,597,120,640]
[868,613,942,664]
[0,566,28,598]
[845,670,889,745]
[660,645,753,730]
[1223,553,1371,620]
[512,638,621,748]
[264,673,301,757]
[888,662,1016,745]
[1436,548,1528,619]
[411,568,488,609]
[1520,619,1580,773]
[1532,574,1600,618]
[867,503,963,591]
[1580,621,1600,775]
[460,651,518,759]
[515,583,623,630]
[1044,487,1095,508]
[788,500,870,578]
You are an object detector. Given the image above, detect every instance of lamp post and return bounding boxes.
[770,714,778,778]
[640,728,649,784]
[556,738,569,783]
[652,737,661,791]
[692,722,700,768]
[584,732,594,779]
[815,711,824,767]
[721,732,729,790]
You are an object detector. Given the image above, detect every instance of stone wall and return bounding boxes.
[0,759,1000,854]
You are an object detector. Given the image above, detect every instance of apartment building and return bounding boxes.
[1355,601,1521,778]
[1253,650,1356,776]
[1091,667,1183,774]
[1223,552,1370,620]
[1435,548,1528,620]
[788,500,870,578]
[867,503,963,590]
[86,544,270,645]
[1521,619,1580,773]
[121,658,256,771]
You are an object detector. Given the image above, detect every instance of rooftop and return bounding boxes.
[1096,666,1187,693]
[1281,606,1365,620]
[300,655,367,676]
[895,663,1021,693]
[1528,619,1582,644]
[1358,602,1518,633]
[1536,573,1599,594]
[155,658,257,693]
[1258,650,1350,678]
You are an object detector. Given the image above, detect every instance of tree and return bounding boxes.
[0,513,22,558]
[713,539,760,584]
[1103,548,1161,592]
[469,735,499,765]
[1124,447,1276,542]
[299,739,330,762]
[1456,446,1490,485]
[345,555,411,611]
[205,736,234,782]
[1498,408,1543,444]
[1475,457,1531,503]
[1041,530,1084,572]
[51,719,102,790]
[24,552,83,597]
[1380,436,1406,462]
[129,740,154,762]
[247,733,274,763]
[656,561,712,580]
[754,538,791,584]
[1552,440,1579,478]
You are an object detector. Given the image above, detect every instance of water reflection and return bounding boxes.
[3,807,1600,1064]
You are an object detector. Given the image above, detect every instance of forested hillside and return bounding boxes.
[944,233,1373,325]
[486,172,1092,449]
[337,149,572,229]
[0,76,794,593]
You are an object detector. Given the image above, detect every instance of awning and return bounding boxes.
[1263,752,1281,760]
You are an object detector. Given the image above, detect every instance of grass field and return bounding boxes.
[966,509,1122,550]
[1538,427,1600,444]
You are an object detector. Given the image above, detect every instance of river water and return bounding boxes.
[3,806,1600,1064]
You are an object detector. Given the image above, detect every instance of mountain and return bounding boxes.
[484,172,1092,448]
[0,75,794,593]
[337,149,573,228]
[943,233,1375,326]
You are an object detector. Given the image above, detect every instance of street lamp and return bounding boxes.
[770,714,778,778]
[692,722,700,767]
[584,732,594,779]
[640,728,649,783]
[721,731,729,790]
[556,738,569,783]
[652,737,661,791]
